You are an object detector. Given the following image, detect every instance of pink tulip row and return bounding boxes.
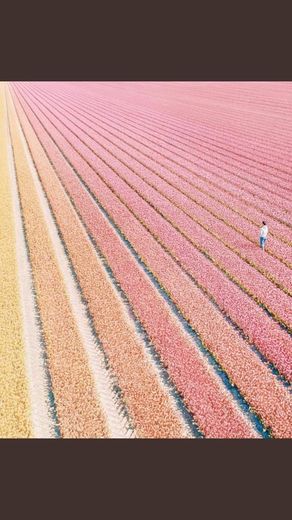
[55,86,292,194]
[23,80,290,210]
[16,84,292,382]
[73,108,292,261]
[50,93,292,266]
[68,83,292,170]
[11,83,292,438]
[27,84,292,220]
[151,105,289,158]
[110,124,292,242]
[21,81,292,164]
[13,84,291,378]
[82,82,289,179]
[70,94,292,191]
[101,105,292,192]
[11,85,291,436]
[121,82,292,149]
[22,96,292,332]
[75,81,292,158]
[30,82,292,244]
[101,95,292,172]
[38,95,292,290]
[16,83,292,247]
[98,97,292,175]
[25,83,292,191]
[11,85,262,439]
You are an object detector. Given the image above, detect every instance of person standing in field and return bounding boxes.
[259,221,268,251]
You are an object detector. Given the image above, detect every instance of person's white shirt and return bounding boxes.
[260,225,268,238]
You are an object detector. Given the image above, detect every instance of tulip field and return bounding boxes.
[0,81,291,438]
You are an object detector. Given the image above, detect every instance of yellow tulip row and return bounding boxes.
[0,84,31,437]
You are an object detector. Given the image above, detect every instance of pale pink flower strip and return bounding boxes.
[54,86,292,190]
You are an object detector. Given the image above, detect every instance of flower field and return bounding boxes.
[0,81,291,438]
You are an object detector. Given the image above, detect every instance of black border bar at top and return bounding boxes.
[1,1,291,81]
